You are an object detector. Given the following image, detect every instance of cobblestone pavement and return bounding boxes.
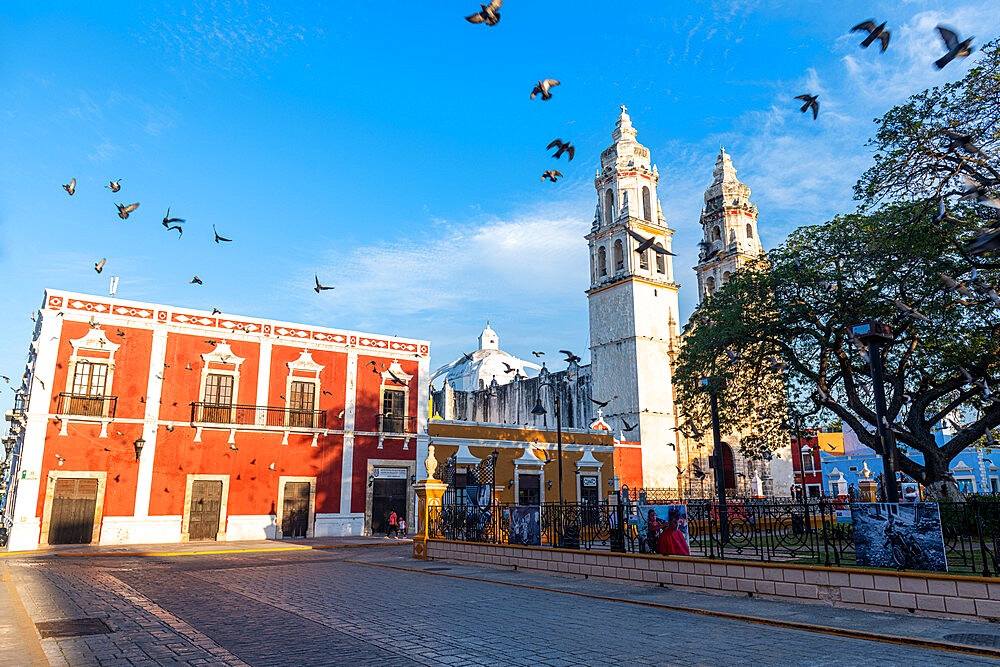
[4,542,1000,666]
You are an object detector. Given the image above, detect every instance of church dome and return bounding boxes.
[430,324,542,392]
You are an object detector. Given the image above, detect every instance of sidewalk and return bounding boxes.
[2,535,412,559]
[1,561,49,666]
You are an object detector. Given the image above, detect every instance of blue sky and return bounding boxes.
[1,1,998,403]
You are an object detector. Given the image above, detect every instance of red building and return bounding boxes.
[4,289,429,550]
[791,431,823,498]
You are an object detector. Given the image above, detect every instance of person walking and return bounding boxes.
[385,509,399,538]
[398,517,407,537]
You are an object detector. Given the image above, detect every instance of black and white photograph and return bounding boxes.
[509,506,541,546]
[851,502,948,572]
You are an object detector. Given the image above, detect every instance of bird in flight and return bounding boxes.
[892,299,931,322]
[62,178,76,195]
[530,79,560,100]
[621,418,638,433]
[213,225,232,243]
[795,95,819,120]
[95,258,106,274]
[465,0,502,26]
[942,130,985,157]
[387,369,407,386]
[116,202,139,219]
[541,170,563,182]
[939,273,975,299]
[559,349,581,364]
[850,20,890,52]
[190,276,203,285]
[547,139,575,160]
[116,329,125,338]
[502,362,517,374]
[106,179,122,192]
[211,308,221,315]
[531,351,544,357]
[626,228,675,255]
[314,276,335,293]
[163,208,185,226]
[590,396,617,409]
[959,176,1000,208]
[935,26,974,69]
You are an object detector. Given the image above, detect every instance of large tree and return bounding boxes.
[677,40,1000,500]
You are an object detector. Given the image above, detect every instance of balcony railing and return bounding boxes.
[56,393,117,419]
[377,414,416,435]
[190,402,326,430]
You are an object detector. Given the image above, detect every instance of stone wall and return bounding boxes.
[423,538,1000,623]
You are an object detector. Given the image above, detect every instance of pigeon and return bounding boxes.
[211,308,221,315]
[229,443,238,451]
[163,208,185,227]
[547,139,575,160]
[314,275,335,293]
[62,178,76,195]
[724,348,740,364]
[851,20,890,52]
[106,179,121,192]
[165,425,174,432]
[95,258,106,274]
[795,95,819,120]
[892,299,931,322]
[530,79,560,100]
[268,462,276,471]
[531,351,545,357]
[766,356,787,372]
[622,418,638,433]
[966,227,1000,257]
[165,223,182,237]
[116,329,125,338]
[116,202,139,219]
[185,363,192,370]
[939,273,975,299]
[692,462,706,479]
[933,198,965,225]
[935,26,974,69]
[501,362,517,375]
[626,228,676,255]
[942,130,985,157]
[204,339,217,345]
[590,396,617,409]
[559,349,581,364]
[213,225,232,243]
[541,170,563,182]
[465,0,502,26]
[849,335,870,363]
[190,276,203,285]
[687,421,703,438]
[816,385,832,403]
[959,176,1000,208]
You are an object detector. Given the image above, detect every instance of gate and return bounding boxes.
[281,481,311,538]
[189,480,223,540]
[372,478,407,535]
[48,478,99,545]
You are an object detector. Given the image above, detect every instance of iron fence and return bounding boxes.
[426,497,1000,577]
[189,402,326,429]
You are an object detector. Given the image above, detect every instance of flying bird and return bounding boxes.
[590,396,617,409]
[213,225,232,243]
[465,0,502,25]
[959,176,1000,208]
[892,299,931,322]
[211,308,221,315]
[229,443,238,451]
[502,362,517,374]
[115,329,125,338]
[766,356,787,372]
[626,228,675,255]
[165,425,174,432]
[531,351,545,357]
[165,224,182,237]
[547,139,575,160]
[935,26,974,69]
[163,208,185,227]
[966,227,1000,257]
[530,79,560,100]
[62,178,76,195]
[559,349,581,364]
[95,258,106,274]
[204,340,217,346]
[268,462,276,471]
[541,170,563,182]
[939,273,975,299]
[190,276,203,285]
[106,179,121,192]
[621,418,638,433]
[314,276,335,293]
[933,198,965,225]
[724,347,741,364]
[387,369,407,386]
[850,20,890,52]
[795,95,819,120]
[942,130,985,157]
[116,202,139,219]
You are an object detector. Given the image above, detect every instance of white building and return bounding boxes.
[430,324,541,393]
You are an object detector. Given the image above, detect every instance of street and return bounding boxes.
[2,538,998,666]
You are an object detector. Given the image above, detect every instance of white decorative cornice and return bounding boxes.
[382,359,413,385]
[453,444,481,466]
[70,329,120,354]
[287,349,324,374]
[201,340,244,367]
[576,449,602,470]
[513,447,545,468]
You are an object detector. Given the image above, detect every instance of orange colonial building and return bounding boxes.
[3,289,429,550]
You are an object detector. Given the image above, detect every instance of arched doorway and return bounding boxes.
[721,442,737,491]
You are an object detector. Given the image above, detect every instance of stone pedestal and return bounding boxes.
[412,478,447,560]
[858,479,878,503]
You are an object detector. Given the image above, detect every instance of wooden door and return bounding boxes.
[371,478,407,535]
[281,482,311,538]
[48,478,99,545]
[189,480,223,541]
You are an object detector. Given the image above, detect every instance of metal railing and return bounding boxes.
[377,414,416,435]
[56,393,117,419]
[426,497,1000,577]
[190,402,326,429]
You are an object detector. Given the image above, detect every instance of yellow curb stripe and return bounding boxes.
[48,541,411,558]
[2,561,50,666]
[346,560,1000,661]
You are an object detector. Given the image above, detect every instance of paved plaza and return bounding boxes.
[2,538,999,666]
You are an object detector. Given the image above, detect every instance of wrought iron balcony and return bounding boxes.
[56,393,117,419]
[377,413,416,435]
[190,402,326,430]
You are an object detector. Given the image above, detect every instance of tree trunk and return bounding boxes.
[922,478,965,502]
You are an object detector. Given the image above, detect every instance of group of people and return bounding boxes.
[384,510,407,538]
[644,507,690,556]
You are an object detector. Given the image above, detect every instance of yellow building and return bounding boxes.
[427,420,616,504]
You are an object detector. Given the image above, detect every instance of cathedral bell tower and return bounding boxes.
[694,148,762,301]
[586,106,681,487]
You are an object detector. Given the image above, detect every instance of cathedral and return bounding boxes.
[431,107,791,495]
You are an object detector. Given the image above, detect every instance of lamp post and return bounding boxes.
[531,392,563,506]
[697,377,729,542]
[848,321,899,503]
[133,436,145,462]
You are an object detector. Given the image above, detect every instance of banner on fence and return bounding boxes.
[850,502,947,572]
[509,506,541,546]
[636,505,690,556]
[465,484,491,509]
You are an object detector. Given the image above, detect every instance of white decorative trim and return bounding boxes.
[575,448,602,470]
[275,476,317,539]
[287,349,324,374]
[201,340,244,366]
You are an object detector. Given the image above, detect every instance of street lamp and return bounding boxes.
[531,393,563,507]
[133,436,145,462]
[848,321,900,503]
